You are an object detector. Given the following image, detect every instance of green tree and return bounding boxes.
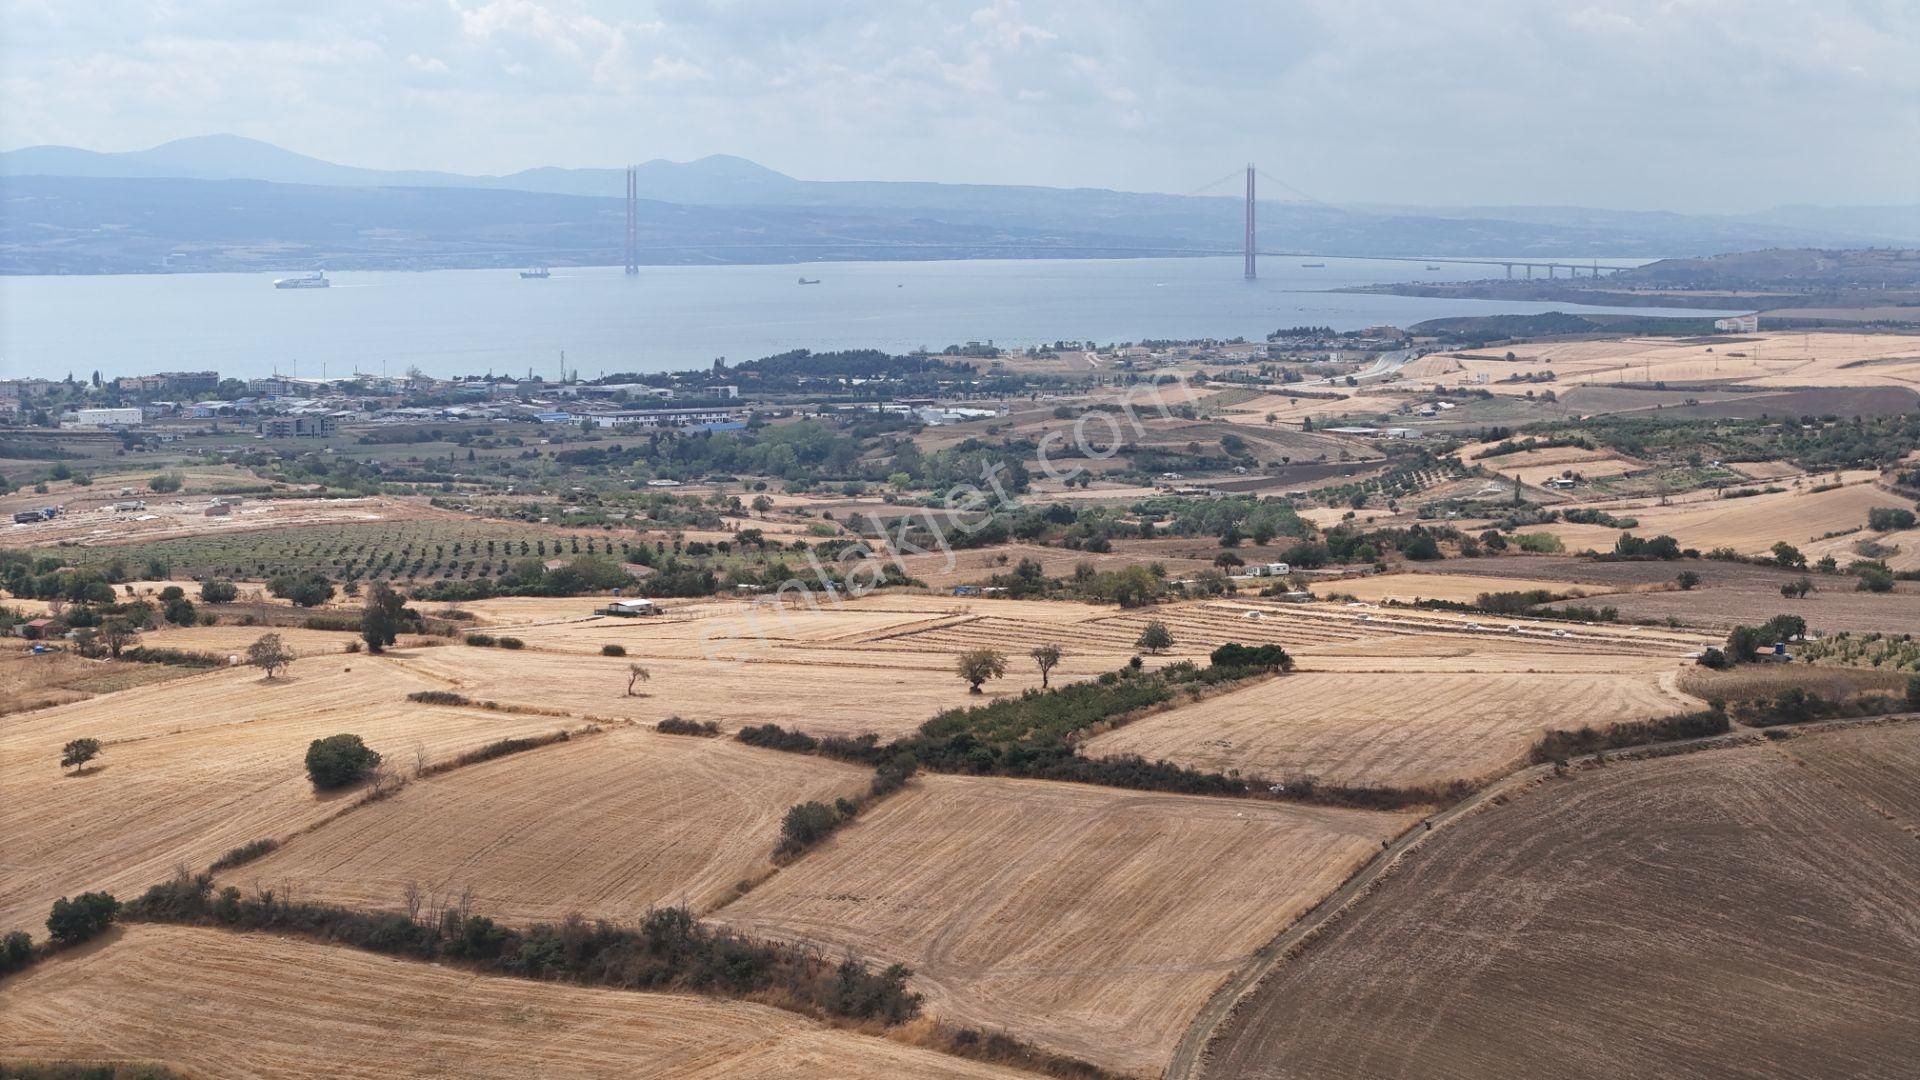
[46,892,119,945]
[1029,643,1062,689]
[359,580,405,654]
[269,572,335,608]
[305,734,381,789]
[1855,564,1896,593]
[1401,532,1443,561]
[1906,674,1920,711]
[1770,541,1806,569]
[0,930,31,974]
[147,472,184,493]
[200,579,239,603]
[60,737,102,771]
[1675,570,1701,591]
[164,596,196,625]
[626,663,651,696]
[1136,620,1174,655]
[956,648,1008,693]
[99,617,137,658]
[247,633,295,678]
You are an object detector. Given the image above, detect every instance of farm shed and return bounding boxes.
[600,599,660,617]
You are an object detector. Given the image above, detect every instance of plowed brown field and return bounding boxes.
[223,728,871,919]
[0,925,1029,1079]
[719,774,1409,1074]
[1202,733,1920,1079]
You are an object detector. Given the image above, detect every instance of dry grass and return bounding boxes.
[1204,736,1920,1079]
[0,925,1030,1079]
[1083,667,1696,787]
[719,773,1408,1074]
[0,658,566,935]
[1676,663,1911,704]
[223,728,872,920]
[0,646,197,716]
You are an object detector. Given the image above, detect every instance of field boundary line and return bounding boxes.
[1164,710,1919,1080]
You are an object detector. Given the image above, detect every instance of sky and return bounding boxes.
[2,0,1916,212]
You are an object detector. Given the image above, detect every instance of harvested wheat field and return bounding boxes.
[720,774,1408,1074]
[390,646,1043,737]
[1541,478,1890,556]
[1203,737,1920,1080]
[1084,667,1696,787]
[0,658,567,935]
[223,728,871,920]
[1321,573,1621,605]
[0,925,1029,1080]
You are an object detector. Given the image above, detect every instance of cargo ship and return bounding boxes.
[273,271,329,289]
[520,267,551,279]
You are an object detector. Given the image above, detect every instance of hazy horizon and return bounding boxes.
[4,1,1915,214]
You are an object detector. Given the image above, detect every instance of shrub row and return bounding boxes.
[118,646,224,669]
[406,690,472,706]
[1529,709,1732,764]
[207,838,280,873]
[655,716,720,737]
[125,872,921,1026]
[419,730,576,778]
[741,657,1465,811]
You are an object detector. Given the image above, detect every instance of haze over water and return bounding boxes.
[1,256,1736,382]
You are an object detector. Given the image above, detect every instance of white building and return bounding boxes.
[73,407,144,428]
[1713,314,1760,333]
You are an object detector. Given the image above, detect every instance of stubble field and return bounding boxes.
[0,925,1031,1080]
[222,728,872,920]
[0,658,567,934]
[1082,666,1695,787]
[1202,733,1920,1080]
[720,773,1409,1074]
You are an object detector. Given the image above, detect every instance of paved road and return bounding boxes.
[1162,711,1917,1080]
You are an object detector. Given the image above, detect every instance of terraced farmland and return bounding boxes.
[1202,734,1920,1080]
[720,773,1409,1074]
[223,728,872,920]
[0,926,1030,1080]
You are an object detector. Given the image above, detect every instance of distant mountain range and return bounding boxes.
[3,134,1916,274]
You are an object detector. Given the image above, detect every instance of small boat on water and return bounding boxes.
[1299,263,1325,269]
[797,276,821,285]
[520,267,551,279]
[273,270,329,289]
[1425,264,1442,270]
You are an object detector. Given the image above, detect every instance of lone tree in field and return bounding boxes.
[247,633,295,679]
[626,663,651,696]
[1675,570,1701,591]
[1029,644,1062,689]
[99,618,137,659]
[60,738,102,772]
[1136,619,1174,655]
[360,580,406,654]
[956,648,1008,694]
[305,734,381,789]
